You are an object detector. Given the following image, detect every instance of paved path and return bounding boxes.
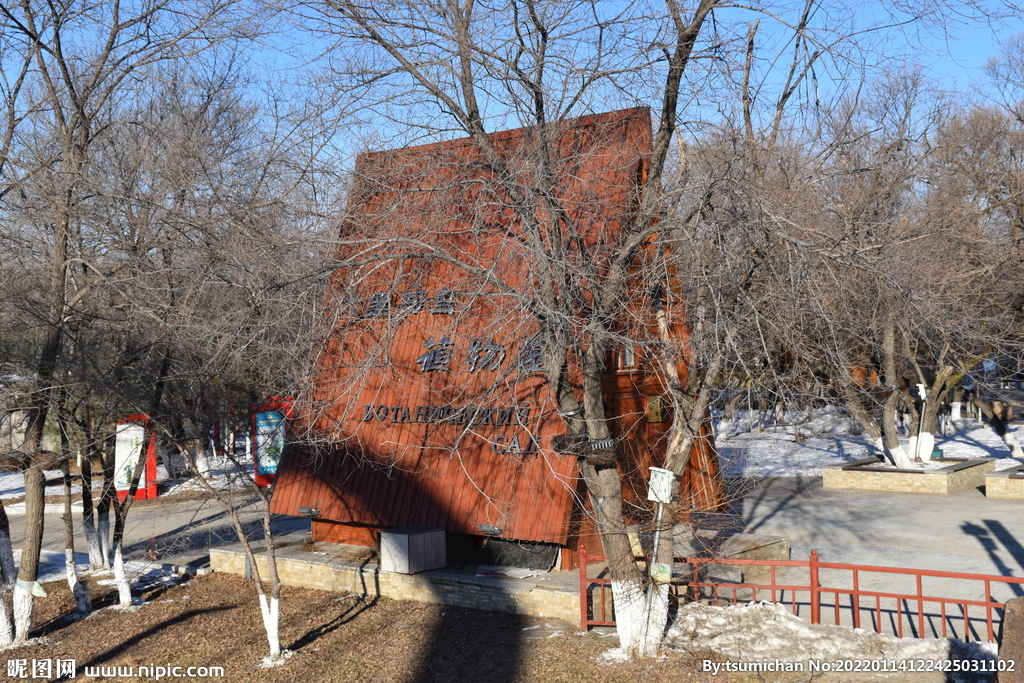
[705,476,1024,639]
[738,476,1024,575]
[3,490,312,575]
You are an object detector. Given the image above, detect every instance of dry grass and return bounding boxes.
[10,573,757,683]
[10,572,933,682]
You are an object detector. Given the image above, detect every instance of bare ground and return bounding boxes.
[6,573,969,683]
[9,573,754,683]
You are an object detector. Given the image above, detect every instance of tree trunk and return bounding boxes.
[0,503,16,646]
[96,445,116,568]
[841,385,885,456]
[882,391,914,468]
[109,506,130,606]
[178,430,287,662]
[879,319,914,468]
[577,335,653,654]
[950,386,964,421]
[78,417,105,569]
[110,541,132,607]
[970,396,1024,457]
[259,511,283,659]
[81,455,104,569]
[12,140,74,640]
[905,401,922,462]
[110,433,156,607]
[15,465,46,640]
[911,368,955,463]
[61,458,90,616]
[917,397,941,462]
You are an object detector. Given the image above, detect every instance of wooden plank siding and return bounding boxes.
[270,107,722,550]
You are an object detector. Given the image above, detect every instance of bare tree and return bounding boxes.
[79,63,329,657]
[0,0,256,640]
[690,67,1024,474]
[296,0,991,656]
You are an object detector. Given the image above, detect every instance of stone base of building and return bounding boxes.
[823,457,995,495]
[210,541,581,623]
[210,533,789,623]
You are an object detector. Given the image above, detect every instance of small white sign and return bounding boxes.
[647,467,674,505]
[650,562,672,583]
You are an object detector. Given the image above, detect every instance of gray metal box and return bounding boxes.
[379,526,446,574]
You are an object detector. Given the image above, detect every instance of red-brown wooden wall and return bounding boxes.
[270,108,722,550]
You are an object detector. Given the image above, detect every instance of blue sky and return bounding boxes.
[249,2,1024,160]
[915,16,1024,93]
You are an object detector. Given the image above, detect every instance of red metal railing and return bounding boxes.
[578,546,1024,642]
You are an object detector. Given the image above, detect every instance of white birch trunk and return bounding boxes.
[1004,431,1024,459]
[258,594,282,658]
[65,549,90,616]
[0,590,12,646]
[887,443,916,469]
[13,583,32,642]
[916,432,935,463]
[85,525,105,570]
[611,579,664,657]
[113,544,132,606]
[98,515,111,568]
[951,402,962,421]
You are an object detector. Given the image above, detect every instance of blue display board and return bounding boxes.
[255,411,286,476]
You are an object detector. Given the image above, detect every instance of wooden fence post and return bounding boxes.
[810,549,820,625]
[579,545,588,631]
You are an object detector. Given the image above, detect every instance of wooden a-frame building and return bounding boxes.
[270,108,722,566]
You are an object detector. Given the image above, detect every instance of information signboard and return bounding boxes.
[113,417,158,500]
[647,467,675,505]
[255,411,285,476]
[114,423,146,491]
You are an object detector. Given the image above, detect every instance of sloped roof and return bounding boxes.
[271,108,653,544]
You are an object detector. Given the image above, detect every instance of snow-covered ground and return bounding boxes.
[17,548,181,591]
[0,469,68,501]
[0,456,256,503]
[663,602,996,681]
[715,406,1024,477]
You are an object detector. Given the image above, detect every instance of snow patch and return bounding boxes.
[258,649,294,668]
[665,601,995,664]
[0,635,50,652]
[476,566,545,579]
[597,647,630,663]
[714,409,1024,477]
[91,562,184,591]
